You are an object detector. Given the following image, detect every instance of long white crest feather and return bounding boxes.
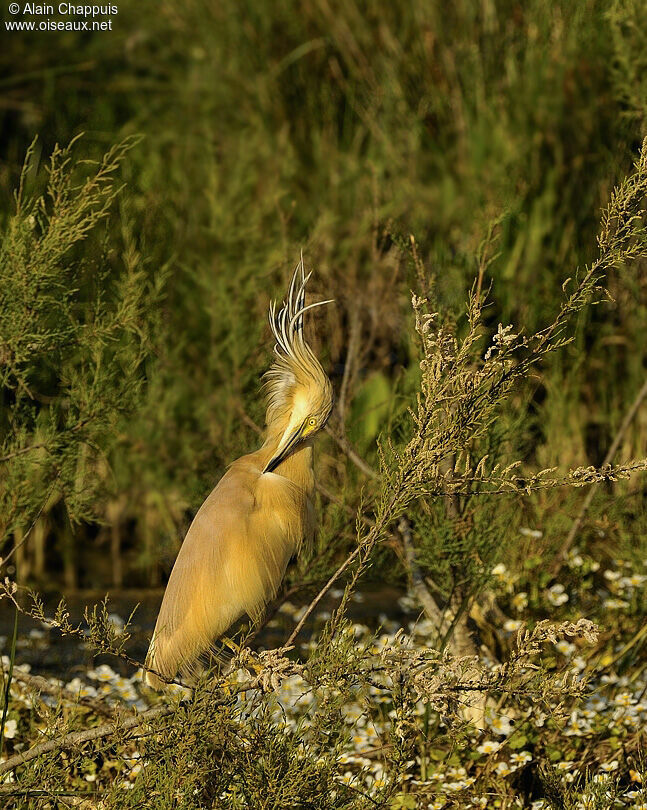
[265,257,332,419]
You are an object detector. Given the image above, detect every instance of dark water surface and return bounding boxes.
[0,586,407,680]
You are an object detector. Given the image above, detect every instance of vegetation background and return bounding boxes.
[1,1,647,808]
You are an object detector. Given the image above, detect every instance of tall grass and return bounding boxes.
[1,5,647,804]
[1,0,646,589]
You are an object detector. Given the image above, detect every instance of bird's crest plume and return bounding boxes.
[264,256,332,422]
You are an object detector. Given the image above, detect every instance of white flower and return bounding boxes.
[488,713,514,736]
[108,613,125,634]
[556,760,573,771]
[496,761,512,776]
[563,710,593,736]
[604,598,629,609]
[512,592,528,611]
[614,692,636,708]
[477,740,501,754]
[600,760,619,772]
[1,719,17,739]
[128,762,142,777]
[588,695,607,712]
[571,656,586,672]
[66,678,99,699]
[398,594,418,612]
[444,779,473,791]
[555,640,576,657]
[510,751,532,766]
[492,563,507,577]
[546,584,569,606]
[519,528,543,539]
[504,619,523,632]
[88,664,117,683]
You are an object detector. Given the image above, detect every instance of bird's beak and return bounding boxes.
[264,420,307,473]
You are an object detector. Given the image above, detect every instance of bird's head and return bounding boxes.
[263,258,333,473]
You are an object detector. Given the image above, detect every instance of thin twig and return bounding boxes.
[0,419,90,465]
[1,474,61,569]
[0,702,177,777]
[324,425,379,479]
[0,789,98,798]
[0,443,49,464]
[233,400,264,436]
[0,583,190,691]
[282,545,363,648]
[337,308,361,426]
[550,377,647,575]
[10,669,121,719]
[398,518,444,629]
[282,487,401,648]
[244,583,309,645]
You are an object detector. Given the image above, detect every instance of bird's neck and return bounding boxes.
[275,443,315,490]
[261,422,315,492]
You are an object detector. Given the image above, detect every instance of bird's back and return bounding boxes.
[145,451,313,687]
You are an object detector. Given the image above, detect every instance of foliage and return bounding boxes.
[0,136,163,586]
[1,0,647,806]
[1,0,647,591]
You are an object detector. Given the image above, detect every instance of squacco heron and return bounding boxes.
[145,261,332,688]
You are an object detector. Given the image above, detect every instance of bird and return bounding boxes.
[144,259,333,689]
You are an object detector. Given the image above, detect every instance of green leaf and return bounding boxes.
[389,794,417,809]
[508,734,528,750]
[348,372,391,453]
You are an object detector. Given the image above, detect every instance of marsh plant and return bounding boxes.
[0,134,646,808]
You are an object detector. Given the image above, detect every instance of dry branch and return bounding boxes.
[0,702,176,777]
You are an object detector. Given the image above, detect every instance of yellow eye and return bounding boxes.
[308,417,317,428]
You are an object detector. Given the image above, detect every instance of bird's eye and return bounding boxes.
[308,417,317,427]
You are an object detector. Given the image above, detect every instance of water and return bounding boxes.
[0,585,408,680]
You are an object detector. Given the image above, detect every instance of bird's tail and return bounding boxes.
[144,624,209,690]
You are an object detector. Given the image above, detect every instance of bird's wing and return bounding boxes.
[146,463,301,686]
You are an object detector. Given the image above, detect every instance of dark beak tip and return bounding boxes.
[263,422,306,474]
